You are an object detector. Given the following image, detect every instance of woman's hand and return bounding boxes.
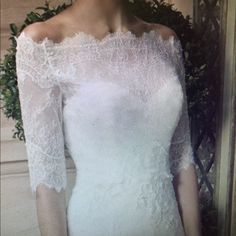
[36,185,68,236]
[173,164,202,236]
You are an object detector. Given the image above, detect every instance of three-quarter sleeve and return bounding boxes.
[15,32,67,193]
[169,37,196,176]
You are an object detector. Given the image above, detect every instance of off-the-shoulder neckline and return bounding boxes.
[16,28,178,48]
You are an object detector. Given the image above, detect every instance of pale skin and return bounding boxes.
[22,0,202,235]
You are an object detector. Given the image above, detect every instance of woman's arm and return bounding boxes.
[173,165,202,236]
[16,23,68,236]
[163,28,202,236]
[36,186,68,236]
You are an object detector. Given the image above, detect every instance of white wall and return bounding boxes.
[167,0,193,18]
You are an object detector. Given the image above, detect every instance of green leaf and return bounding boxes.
[10,23,18,35]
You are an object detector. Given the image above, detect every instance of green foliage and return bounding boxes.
[0,24,21,139]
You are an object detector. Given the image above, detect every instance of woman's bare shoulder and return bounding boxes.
[21,19,64,44]
[133,16,178,41]
[150,23,178,40]
[22,22,48,42]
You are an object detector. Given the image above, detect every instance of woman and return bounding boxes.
[15,0,202,235]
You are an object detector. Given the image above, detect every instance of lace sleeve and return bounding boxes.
[15,32,67,193]
[169,37,196,176]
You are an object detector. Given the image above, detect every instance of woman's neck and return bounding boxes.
[71,0,135,33]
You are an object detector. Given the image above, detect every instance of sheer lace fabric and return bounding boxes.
[16,35,67,192]
[16,29,196,236]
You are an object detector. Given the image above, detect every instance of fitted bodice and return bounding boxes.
[56,31,184,183]
[63,75,183,182]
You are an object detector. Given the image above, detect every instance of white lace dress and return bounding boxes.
[15,29,196,236]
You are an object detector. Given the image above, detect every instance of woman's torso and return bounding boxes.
[39,30,186,236]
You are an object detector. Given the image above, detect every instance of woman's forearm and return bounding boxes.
[36,185,68,236]
[173,164,202,236]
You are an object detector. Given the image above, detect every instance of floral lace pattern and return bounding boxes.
[16,34,67,192]
[16,29,196,235]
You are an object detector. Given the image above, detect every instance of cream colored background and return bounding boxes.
[0,1,192,235]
